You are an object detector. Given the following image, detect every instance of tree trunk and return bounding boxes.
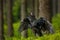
[0,0,5,40]
[7,0,14,37]
[39,0,52,22]
[32,0,35,15]
[52,0,58,15]
[20,0,28,37]
[58,0,60,13]
[31,0,35,15]
[35,0,39,19]
[21,0,27,21]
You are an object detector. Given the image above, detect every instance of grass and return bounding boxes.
[4,14,60,40]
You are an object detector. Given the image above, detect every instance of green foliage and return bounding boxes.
[4,14,60,40]
[4,0,21,23]
[12,0,21,22]
[52,14,60,32]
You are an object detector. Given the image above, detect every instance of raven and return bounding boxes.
[18,15,54,37]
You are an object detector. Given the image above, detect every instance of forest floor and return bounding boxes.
[4,14,60,40]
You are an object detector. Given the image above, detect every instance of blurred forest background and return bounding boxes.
[0,0,60,40]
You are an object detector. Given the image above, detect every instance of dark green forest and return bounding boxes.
[0,0,60,40]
